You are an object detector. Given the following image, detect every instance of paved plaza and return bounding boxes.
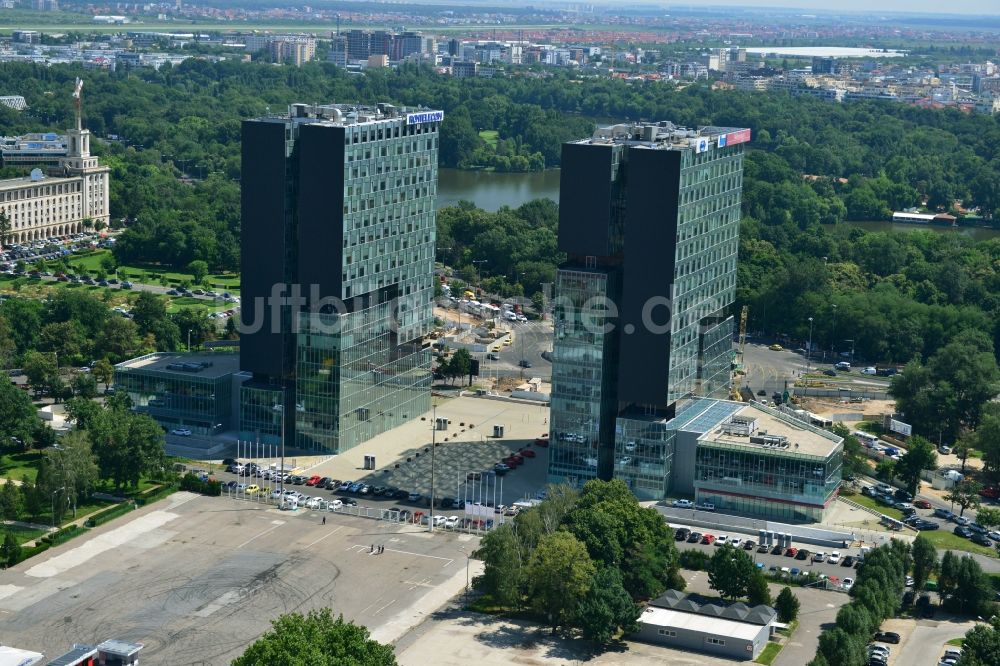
[0,492,483,663]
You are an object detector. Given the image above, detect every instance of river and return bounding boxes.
[437,168,1000,240]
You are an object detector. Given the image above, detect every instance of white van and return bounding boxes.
[281,497,299,511]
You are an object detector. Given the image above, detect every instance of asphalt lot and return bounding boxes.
[0,492,479,663]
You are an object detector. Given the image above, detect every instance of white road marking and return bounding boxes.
[360,595,384,614]
[0,585,24,601]
[237,523,283,549]
[374,598,396,615]
[352,544,453,566]
[305,526,343,548]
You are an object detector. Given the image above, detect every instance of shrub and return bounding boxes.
[679,549,711,571]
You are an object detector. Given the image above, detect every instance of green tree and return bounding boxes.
[20,475,41,521]
[910,535,938,592]
[526,531,595,633]
[975,506,1000,530]
[576,566,640,644]
[23,350,60,397]
[65,397,102,430]
[938,550,960,599]
[960,616,1000,666]
[0,479,23,521]
[231,609,396,666]
[945,479,982,517]
[131,291,168,334]
[817,626,867,666]
[708,544,756,602]
[72,372,98,399]
[89,407,166,489]
[747,572,772,606]
[895,436,938,496]
[562,479,682,600]
[187,259,209,285]
[946,555,993,617]
[0,380,39,447]
[45,429,99,513]
[100,253,117,274]
[92,358,114,388]
[472,523,527,608]
[953,437,974,474]
[172,307,212,349]
[875,458,897,483]
[446,348,472,385]
[1,530,20,566]
[775,587,800,622]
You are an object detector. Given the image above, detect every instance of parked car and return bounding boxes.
[874,631,900,645]
[813,552,826,562]
[828,551,841,565]
[687,532,703,543]
[934,507,955,520]
[519,448,536,458]
[170,428,192,436]
[744,540,756,550]
[304,475,322,486]
[971,533,993,547]
[674,528,691,541]
[672,499,694,509]
[715,535,728,547]
[914,499,932,509]
[954,526,974,538]
[701,533,715,545]
[785,547,798,558]
[771,545,784,555]
[842,555,856,567]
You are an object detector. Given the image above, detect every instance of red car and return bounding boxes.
[508,454,524,464]
[785,547,798,557]
[304,475,322,486]
[519,448,536,458]
[701,533,715,545]
[913,499,932,509]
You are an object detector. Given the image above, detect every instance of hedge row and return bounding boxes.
[38,524,88,547]
[84,501,134,528]
[10,542,50,566]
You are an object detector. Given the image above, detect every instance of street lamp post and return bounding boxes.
[830,304,837,361]
[429,404,437,532]
[472,259,488,289]
[807,317,814,372]
[50,486,65,528]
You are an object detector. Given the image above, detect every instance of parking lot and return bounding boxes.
[212,396,552,519]
[0,492,481,663]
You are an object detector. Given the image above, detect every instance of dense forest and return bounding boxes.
[1,60,999,365]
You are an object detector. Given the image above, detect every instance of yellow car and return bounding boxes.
[769,344,784,352]
[503,337,512,346]
[245,484,260,495]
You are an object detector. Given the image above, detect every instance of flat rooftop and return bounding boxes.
[698,401,842,459]
[573,121,750,151]
[639,606,763,641]
[0,173,78,192]
[116,351,240,379]
[254,102,443,129]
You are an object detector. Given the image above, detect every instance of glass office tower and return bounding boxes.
[548,123,750,497]
[239,103,439,452]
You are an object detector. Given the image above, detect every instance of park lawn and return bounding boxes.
[848,493,904,520]
[0,451,42,483]
[921,530,997,557]
[6,524,47,545]
[755,642,784,665]
[946,638,965,647]
[165,296,231,314]
[479,130,499,148]
[67,250,241,292]
[37,496,116,529]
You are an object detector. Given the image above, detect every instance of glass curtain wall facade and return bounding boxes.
[295,305,431,452]
[668,147,742,404]
[239,103,439,453]
[547,123,748,497]
[694,442,843,522]
[549,268,620,486]
[239,383,285,446]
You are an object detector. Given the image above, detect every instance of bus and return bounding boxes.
[853,430,880,448]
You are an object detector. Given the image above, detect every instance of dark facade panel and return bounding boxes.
[297,123,346,302]
[557,142,614,257]
[240,119,289,377]
[617,147,681,406]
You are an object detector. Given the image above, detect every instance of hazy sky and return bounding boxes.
[646,1,1000,16]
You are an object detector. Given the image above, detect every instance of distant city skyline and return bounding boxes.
[608,0,999,16]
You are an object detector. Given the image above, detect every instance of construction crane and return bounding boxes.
[730,305,750,401]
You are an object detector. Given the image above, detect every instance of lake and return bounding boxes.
[437,169,1000,240]
[437,168,560,211]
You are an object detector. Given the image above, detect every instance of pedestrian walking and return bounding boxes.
[370,544,374,553]
[322,516,326,525]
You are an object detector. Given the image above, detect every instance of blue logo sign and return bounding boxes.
[717,134,728,148]
[406,110,444,125]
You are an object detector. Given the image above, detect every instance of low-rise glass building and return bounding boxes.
[114,351,244,435]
